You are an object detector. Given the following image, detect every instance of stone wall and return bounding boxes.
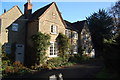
[0,6,22,45]
[27,3,66,58]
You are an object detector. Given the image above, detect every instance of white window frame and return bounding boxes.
[12,23,19,31]
[50,25,57,34]
[49,42,57,57]
[74,32,78,39]
[73,44,78,54]
[65,29,71,38]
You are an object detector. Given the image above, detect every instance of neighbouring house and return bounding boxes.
[0,6,27,63]
[64,20,94,57]
[0,1,95,65]
[64,20,78,54]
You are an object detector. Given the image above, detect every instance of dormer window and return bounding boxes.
[12,23,18,31]
[51,25,57,34]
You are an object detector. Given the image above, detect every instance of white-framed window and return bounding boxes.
[50,25,57,34]
[49,42,57,57]
[65,29,68,35]
[12,23,19,31]
[73,44,78,54]
[65,29,71,38]
[74,32,78,39]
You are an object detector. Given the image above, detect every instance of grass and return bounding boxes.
[96,68,120,79]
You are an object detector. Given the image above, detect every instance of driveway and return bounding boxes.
[3,58,104,80]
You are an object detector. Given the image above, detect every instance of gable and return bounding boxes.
[0,6,23,44]
[0,6,23,29]
[31,2,52,20]
[81,23,91,38]
[39,2,66,29]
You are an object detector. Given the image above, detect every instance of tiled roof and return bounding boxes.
[64,20,87,32]
[72,20,87,32]
[64,20,73,30]
[31,2,53,20]
[30,2,67,28]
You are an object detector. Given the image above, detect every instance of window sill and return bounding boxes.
[74,38,78,39]
[50,33,57,35]
[49,55,58,57]
[73,52,77,54]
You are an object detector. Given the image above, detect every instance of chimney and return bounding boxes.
[24,0,32,19]
[4,9,6,13]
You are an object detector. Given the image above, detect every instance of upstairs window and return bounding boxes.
[65,29,71,38]
[51,25,57,34]
[12,23,18,31]
[74,32,78,39]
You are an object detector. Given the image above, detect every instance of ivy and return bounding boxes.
[56,33,71,61]
[32,32,51,66]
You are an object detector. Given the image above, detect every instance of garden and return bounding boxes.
[0,32,92,78]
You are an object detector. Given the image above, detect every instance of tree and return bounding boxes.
[109,0,120,44]
[109,0,120,28]
[32,32,50,66]
[86,9,113,57]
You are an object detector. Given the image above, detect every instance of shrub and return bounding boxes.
[46,57,64,69]
[32,32,51,66]
[103,39,119,73]
[39,57,74,69]
[81,54,91,61]
[5,66,14,73]
[56,33,71,58]
[69,54,91,63]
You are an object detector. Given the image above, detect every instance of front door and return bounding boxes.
[15,44,24,64]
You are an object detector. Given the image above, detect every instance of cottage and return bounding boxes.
[0,6,27,63]
[64,20,94,57]
[0,1,94,65]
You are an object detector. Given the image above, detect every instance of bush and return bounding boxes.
[32,32,50,66]
[46,57,64,69]
[3,61,27,74]
[81,54,91,61]
[56,33,71,57]
[103,39,119,73]
[38,56,74,70]
[2,59,30,77]
[69,54,91,63]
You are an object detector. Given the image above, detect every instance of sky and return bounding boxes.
[0,1,116,22]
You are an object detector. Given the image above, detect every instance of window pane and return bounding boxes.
[50,42,58,56]
[54,42,57,55]
[53,26,56,33]
[50,43,54,55]
[51,25,53,33]
[74,32,77,39]
[12,23,18,31]
[51,25,57,34]
[73,45,77,53]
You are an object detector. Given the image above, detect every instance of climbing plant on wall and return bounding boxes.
[32,32,51,66]
[56,33,71,61]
